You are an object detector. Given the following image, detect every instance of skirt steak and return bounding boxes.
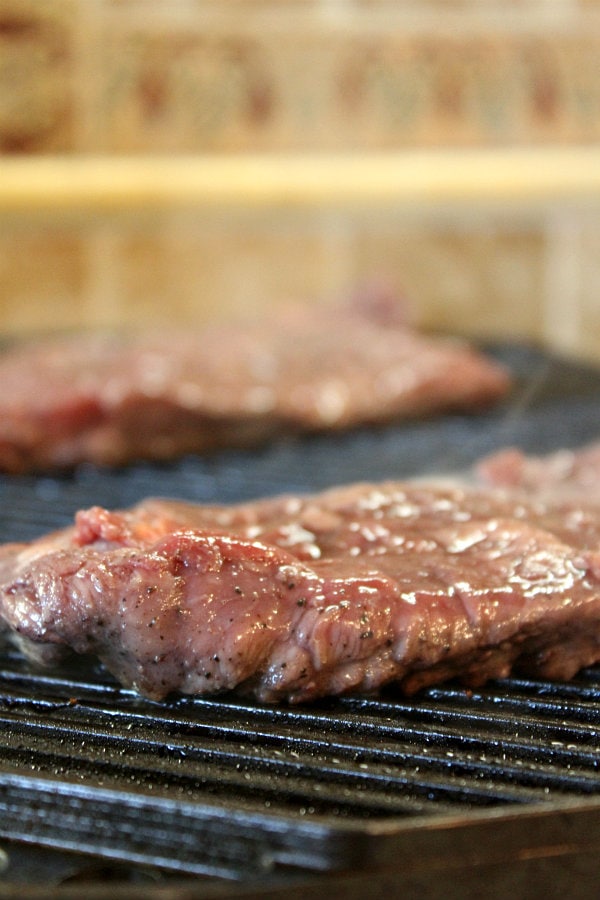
[1,444,600,703]
[0,290,509,472]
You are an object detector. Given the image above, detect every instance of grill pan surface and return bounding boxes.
[1,341,600,896]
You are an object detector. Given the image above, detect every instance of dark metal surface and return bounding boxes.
[1,341,600,896]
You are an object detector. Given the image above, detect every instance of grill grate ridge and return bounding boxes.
[3,650,600,876]
[2,644,600,818]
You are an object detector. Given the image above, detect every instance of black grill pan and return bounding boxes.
[1,342,600,895]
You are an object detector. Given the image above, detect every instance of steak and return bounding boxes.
[1,453,600,703]
[478,442,600,503]
[0,290,509,472]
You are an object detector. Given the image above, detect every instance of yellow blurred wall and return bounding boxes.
[1,0,599,360]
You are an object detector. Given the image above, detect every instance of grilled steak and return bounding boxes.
[1,458,600,702]
[0,291,509,472]
[478,442,600,503]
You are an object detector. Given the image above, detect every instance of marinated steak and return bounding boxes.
[1,459,600,702]
[0,291,510,472]
[478,442,600,504]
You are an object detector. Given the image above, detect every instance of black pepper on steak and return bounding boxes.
[1,443,600,703]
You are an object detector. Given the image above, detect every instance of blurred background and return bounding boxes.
[0,0,599,360]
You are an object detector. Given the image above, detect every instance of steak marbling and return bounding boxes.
[1,454,600,702]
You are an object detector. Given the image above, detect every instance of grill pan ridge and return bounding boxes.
[2,342,600,894]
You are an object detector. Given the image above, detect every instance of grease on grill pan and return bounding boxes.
[1,631,600,878]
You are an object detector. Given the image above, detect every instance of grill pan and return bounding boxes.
[1,341,600,897]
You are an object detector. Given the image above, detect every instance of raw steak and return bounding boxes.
[1,460,600,703]
[0,291,510,472]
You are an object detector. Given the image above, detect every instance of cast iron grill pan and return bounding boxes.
[1,342,600,888]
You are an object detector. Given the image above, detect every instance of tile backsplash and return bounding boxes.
[3,0,600,154]
[0,0,599,361]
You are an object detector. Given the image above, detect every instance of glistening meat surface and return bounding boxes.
[478,443,600,504]
[1,461,600,703]
[0,290,510,472]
